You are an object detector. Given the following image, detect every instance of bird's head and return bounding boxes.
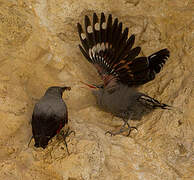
[45,86,71,97]
[80,81,104,99]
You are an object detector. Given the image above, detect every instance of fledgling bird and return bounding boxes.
[77,12,173,136]
[31,86,72,153]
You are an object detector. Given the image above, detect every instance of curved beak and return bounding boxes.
[80,81,99,89]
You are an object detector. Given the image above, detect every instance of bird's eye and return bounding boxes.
[99,85,104,88]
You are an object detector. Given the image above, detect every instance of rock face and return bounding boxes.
[0,0,193,179]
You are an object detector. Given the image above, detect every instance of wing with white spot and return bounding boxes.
[77,12,170,86]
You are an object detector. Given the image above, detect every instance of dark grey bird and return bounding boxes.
[31,86,72,152]
[77,12,173,136]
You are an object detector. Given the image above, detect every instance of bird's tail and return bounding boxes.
[138,94,182,113]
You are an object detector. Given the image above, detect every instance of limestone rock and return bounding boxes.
[0,0,193,179]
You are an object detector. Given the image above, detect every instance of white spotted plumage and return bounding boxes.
[78,12,170,86]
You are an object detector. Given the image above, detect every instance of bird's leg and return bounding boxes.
[124,119,137,137]
[28,136,33,147]
[58,127,75,155]
[105,117,137,136]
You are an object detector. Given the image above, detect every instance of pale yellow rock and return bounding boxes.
[0,0,193,179]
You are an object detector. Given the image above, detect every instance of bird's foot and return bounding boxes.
[125,121,138,136]
[57,127,75,155]
[105,129,125,136]
[105,122,137,136]
[126,126,138,136]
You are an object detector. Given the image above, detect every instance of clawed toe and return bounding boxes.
[126,126,138,136]
[58,127,75,155]
[105,126,137,137]
[105,130,120,136]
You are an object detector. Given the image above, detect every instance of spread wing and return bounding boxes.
[77,12,170,87]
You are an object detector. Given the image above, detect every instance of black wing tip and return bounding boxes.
[118,22,123,28]
[149,48,170,62]
[77,23,83,33]
[100,12,106,23]
[84,15,91,30]
[124,27,129,32]
[101,12,105,16]
[159,48,170,56]
[148,48,170,74]
[93,12,98,18]
[130,34,135,42]
[136,46,141,52]
[161,48,170,53]
[85,15,90,21]
[165,48,170,57]
[114,17,118,22]
[131,34,135,38]
[155,48,170,57]
[127,34,135,44]
[77,22,81,29]
[108,13,112,18]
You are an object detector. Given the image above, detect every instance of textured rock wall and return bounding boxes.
[0,0,193,179]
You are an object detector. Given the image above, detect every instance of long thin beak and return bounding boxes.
[80,81,98,89]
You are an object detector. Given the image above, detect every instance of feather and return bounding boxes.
[84,15,94,47]
[77,12,170,87]
[92,13,99,44]
[77,23,89,52]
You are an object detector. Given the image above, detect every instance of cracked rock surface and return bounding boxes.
[0,0,193,179]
